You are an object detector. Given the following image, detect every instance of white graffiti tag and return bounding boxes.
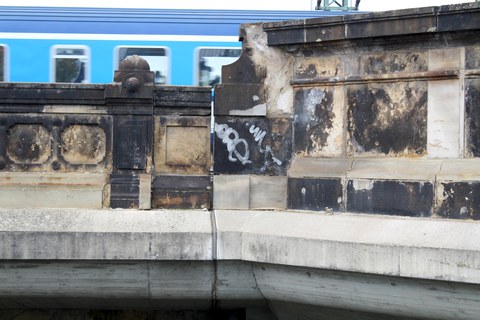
[214,123,252,165]
[248,124,283,166]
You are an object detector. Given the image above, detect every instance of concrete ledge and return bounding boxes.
[1,208,480,318]
[215,210,480,284]
[0,209,212,260]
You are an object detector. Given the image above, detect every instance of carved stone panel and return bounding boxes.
[6,124,51,164]
[154,116,210,175]
[61,125,106,165]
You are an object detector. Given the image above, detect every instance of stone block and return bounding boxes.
[288,178,343,212]
[289,158,352,179]
[347,82,427,156]
[360,51,427,76]
[213,175,250,210]
[113,116,152,170]
[263,20,305,46]
[109,173,139,209]
[429,48,463,71]
[348,159,440,181]
[305,16,346,43]
[214,84,266,116]
[466,78,480,157]
[152,175,211,209]
[213,117,292,175]
[293,56,344,82]
[427,79,462,158]
[436,182,480,220]
[250,176,287,210]
[438,3,480,32]
[154,116,210,175]
[0,173,105,209]
[345,7,437,39]
[294,87,344,157]
[346,179,433,217]
[465,45,480,70]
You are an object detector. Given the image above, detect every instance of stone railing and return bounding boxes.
[213,2,480,219]
[0,55,212,209]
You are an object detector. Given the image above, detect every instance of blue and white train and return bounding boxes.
[0,6,353,85]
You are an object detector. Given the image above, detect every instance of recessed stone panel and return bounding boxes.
[154,116,210,174]
[61,125,106,165]
[465,46,480,70]
[6,124,51,164]
[347,82,428,156]
[360,51,427,75]
[166,126,209,166]
[294,87,344,157]
[294,56,343,81]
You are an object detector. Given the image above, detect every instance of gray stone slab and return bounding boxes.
[213,175,250,210]
[250,176,287,210]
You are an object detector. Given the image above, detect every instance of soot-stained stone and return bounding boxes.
[287,178,343,211]
[360,52,427,75]
[466,79,480,157]
[152,175,211,209]
[347,83,427,156]
[109,173,140,209]
[213,117,292,175]
[347,180,433,217]
[437,182,480,220]
[113,116,152,170]
[294,88,334,155]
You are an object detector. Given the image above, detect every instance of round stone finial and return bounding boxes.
[119,55,150,72]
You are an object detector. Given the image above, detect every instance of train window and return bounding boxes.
[115,46,170,84]
[195,47,242,86]
[51,45,90,83]
[0,45,8,82]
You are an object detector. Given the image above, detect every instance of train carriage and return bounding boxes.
[0,6,352,85]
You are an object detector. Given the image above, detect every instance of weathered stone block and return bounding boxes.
[154,116,210,174]
[109,173,139,209]
[436,182,480,220]
[347,82,427,156]
[61,125,106,164]
[214,117,292,175]
[465,46,480,70]
[0,173,105,209]
[427,80,462,158]
[466,78,480,157]
[6,124,51,164]
[429,48,463,71]
[360,51,427,76]
[294,87,344,157]
[288,178,343,212]
[345,7,437,39]
[347,179,433,217]
[438,3,480,32]
[152,175,211,209]
[113,116,152,170]
[305,16,346,43]
[215,84,266,116]
[293,56,344,82]
[213,175,249,210]
[250,176,287,210]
